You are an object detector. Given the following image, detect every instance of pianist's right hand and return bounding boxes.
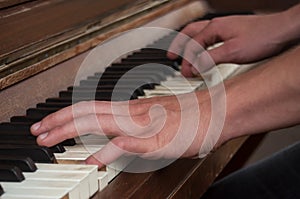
[30,91,226,168]
[167,4,300,77]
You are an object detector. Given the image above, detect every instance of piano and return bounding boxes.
[0,0,298,198]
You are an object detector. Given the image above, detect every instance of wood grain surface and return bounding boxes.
[0,0,196,90]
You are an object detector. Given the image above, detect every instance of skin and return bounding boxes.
[167,4,300,76]
[31,4,300,168]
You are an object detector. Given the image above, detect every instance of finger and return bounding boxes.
[181,37,205,77]
[85,136,157,168]
[36,114,126,147]
[31,101,102,135]
[207,40,238,64]
[31,101,135,136]
[167,21,210,59]
[181,59,194,77]
[192,40,237,73]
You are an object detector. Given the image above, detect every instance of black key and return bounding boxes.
[81,79,155,90]
[36,102,72,109]
[11,116,39,124]
[27,108,57,120]
[61,139,76,146]
[121,56,171,62]
[0,165,25,182]
[68,85,145,96]
[0,123,31,135]
[46,95,115,103]
[0,184,4,196]
[126,55,168,60]
[0,155,37,172]
[0,145,55,163]
[59,90,137,100]
[90,74,161,84]
[94,71,167,81]
[0,134,36,142]
[106,64,175,75]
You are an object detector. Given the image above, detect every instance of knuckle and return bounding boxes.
[223,42,240,61]
[112,138,127,150]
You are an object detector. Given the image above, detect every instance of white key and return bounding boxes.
[24,170,90,199]
[98,172,108,191]
[35,163,98,197]
[1,180,79,199]
[0,187,70,199]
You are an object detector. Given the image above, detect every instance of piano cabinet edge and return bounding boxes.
[94,136,249,199]
[0,0,206,91]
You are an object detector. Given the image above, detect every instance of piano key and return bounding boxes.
[10,116,40,124]
[0,163,98,199]
[36,102,72,109]
[0,123,31,134]
[0,145,55,163]
[98,171,108,191]
[0,165,24,182]
[89,74,161,84]
[0,187,71,199]
[45,96,113,103]
[0,155,37,172]
[120,60,175,66]
[26,108,56,119]
[0,184,3,196]
[94,71,167,81]
[105,64,175,76]
[68,85,145,96]
[59,89,138,100]
[0,138,64,153]
[35,163,98,197]
[23,170,90,199]
[81,78,156,90]
[1,180,80,199]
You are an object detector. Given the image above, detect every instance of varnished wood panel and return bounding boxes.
[93,137,248,199]
[207,0,299,12]
[0,0,201,90]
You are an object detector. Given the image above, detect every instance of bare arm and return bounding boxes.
[219,45,300,145]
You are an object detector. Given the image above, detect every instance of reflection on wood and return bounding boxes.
[0,0,193,90]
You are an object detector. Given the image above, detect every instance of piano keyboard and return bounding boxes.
[0,14,249,198]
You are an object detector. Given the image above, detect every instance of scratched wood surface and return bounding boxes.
[93,137,248,199]
[0,0,196,90]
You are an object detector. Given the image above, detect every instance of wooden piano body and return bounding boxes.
[0,0,298,198]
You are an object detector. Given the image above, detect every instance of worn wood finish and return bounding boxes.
[0,0,207,121]
[207,0,298,12]
[0,0,198,90]
[0,0,34,9]
[93,137,247,199]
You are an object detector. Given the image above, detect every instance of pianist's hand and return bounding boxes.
[31,91,226,168]
[167,12,293,77]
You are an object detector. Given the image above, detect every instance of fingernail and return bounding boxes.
[31,122,41,131]
[39,132,48,140]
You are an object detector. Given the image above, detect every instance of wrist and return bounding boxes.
[278,5,300,45]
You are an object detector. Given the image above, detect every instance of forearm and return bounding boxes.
[279,4,300,46]
[220,45,300,144]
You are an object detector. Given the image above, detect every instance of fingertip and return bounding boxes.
[86,155,105,169]
[181,61,194,77]
[36,132,50,146]
[167,51,178,60]
[30,121,41,135]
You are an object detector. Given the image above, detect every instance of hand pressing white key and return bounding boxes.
[30,91,225,168]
